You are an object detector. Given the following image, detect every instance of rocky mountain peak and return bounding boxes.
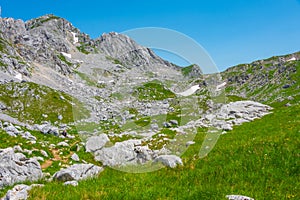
[96,32,174,68]
[25,14,77,34]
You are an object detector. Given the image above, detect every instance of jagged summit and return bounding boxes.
[0,15,180,79]
[95,31,174,68]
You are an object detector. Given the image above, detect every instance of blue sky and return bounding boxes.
[1,0,300,71]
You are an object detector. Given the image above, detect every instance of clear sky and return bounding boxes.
[1,0,300,71]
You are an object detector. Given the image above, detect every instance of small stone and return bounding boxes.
[64,181,78,186]
[58,115,63,120]
[57,141,69,147]
[225,194,254,200]
[153,155,183,168]
[40,150,48,157]
[186,141,195,147]
[169,120,178,126]
[71,153,80,162]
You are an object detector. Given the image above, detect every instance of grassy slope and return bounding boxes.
[26,101,299,200]
[0,82,89,124]
[222,59,300,103]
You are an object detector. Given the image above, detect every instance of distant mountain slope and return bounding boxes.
[221,52,300,103]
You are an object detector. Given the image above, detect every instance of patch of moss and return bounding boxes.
[133,81,176,101]
[106,56,123,65]
[76,45,90,55]
[57,54,72,67]
[0,82,89,124]
[181,65,194,76]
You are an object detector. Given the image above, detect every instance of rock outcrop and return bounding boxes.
[0,148,43,188]
[85,134,110,153]
[1,184,44,200]
[53,164,103,182]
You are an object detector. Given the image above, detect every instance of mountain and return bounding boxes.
[0,15,298,200]
[222,52,300,103]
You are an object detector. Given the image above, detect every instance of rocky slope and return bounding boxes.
[0,14,299,199]
[222,52,300,103]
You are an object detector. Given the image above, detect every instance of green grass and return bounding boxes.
[57,54,73,67]
[29,15,60,29]
[0,82,89,124]
[0,37,7,53]
[181,65,194,76]
[133,81,176,101]
[76,45,90,55]
[25,102,299,200]
[106,56,123,65]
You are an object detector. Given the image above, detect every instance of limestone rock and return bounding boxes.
[0,148,43,188]
[153,155,183,168]
[63,181,78,187]
[94,139,143,166]
[53,164,103,182]
[225,194,254,200]
[71,153,80,162]
[1,184,44,200]
[85,134,110,153]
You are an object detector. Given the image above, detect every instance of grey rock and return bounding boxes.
[85,134,110,153]
[186,141,195,147]
[53,164,103,182]
[0,148,43,188]
[57,141,69,147]
[153,155,183,168]
[225,194,254,200]
[40,150,48,157]
[13,145,22,153]
[163,122,172,128]
[20,131,36,141]
[71,153,80,162]
[1,184,43,200]
[0,102,7,110]
[33,123,59,136]
[150,123,159,131]
[58,115,63,120]
[95,32,174,69]
[287,96,294,100]
[4,125,19,137]
[94,139,143,166]
[64,181,78,187]
[169,120,179,126]
[221,123,233,131]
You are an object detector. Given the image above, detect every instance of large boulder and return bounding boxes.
[85,134,110,153]
[0,148,43,188]
[1,184,44,200]
[94,139,148,166]
[53,164,103,182]
[33,123,59,136]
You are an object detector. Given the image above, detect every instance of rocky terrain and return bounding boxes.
[0,14,299,199]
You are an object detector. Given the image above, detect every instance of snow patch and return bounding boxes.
[14,73,22,81]
[71,32,79,44]
[216,82,227,91]
[287,57,296,62]
[176,85,200,96]
[61,52,72,59]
